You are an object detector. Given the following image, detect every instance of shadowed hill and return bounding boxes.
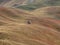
[0,7,60,45]
[17,0,60,10]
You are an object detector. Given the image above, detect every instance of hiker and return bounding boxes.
[26,19,32,24]
[27,20,31,24]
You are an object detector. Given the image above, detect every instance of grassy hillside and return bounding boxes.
[0,0,27,7]
[0,0,60,10]
[0,7,60,45]
[17,0,60,10]
[32,6,60,19]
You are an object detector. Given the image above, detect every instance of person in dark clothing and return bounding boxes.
[26,19,32,24]
[27,20,31,24]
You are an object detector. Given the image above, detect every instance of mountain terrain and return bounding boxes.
[0,0,60,45]
[0,0,60,10]
[0,6,60,45]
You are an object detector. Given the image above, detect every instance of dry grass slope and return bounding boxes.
[32,6,60,18]
[0,7,60,45]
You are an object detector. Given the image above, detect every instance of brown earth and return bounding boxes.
[0,7,60,45]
